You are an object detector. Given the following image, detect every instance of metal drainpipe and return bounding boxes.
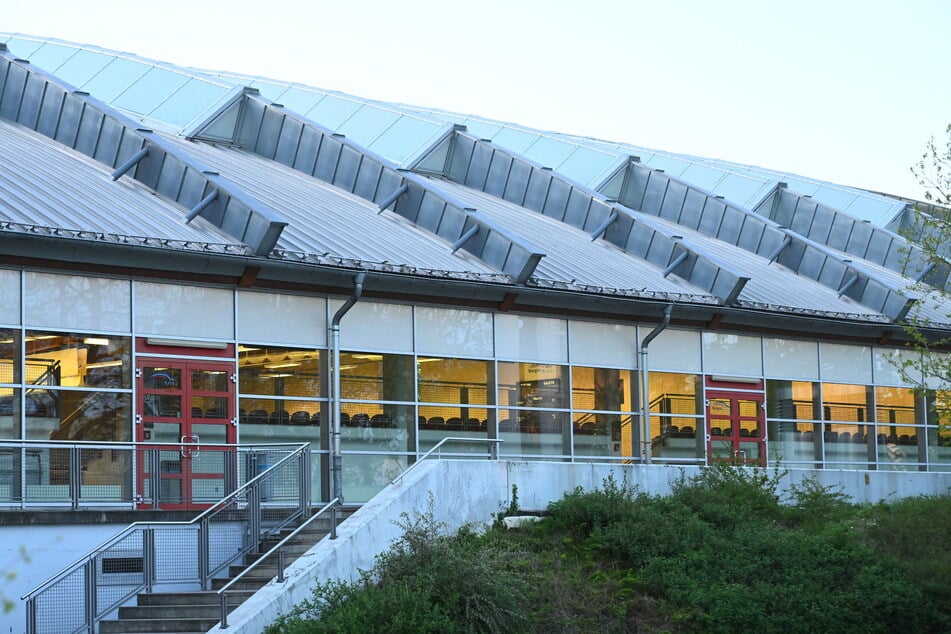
[330,271,366,504]
[639,304,673,465]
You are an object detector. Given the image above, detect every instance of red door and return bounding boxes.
[705,381,765,466]
[136,359,236,509]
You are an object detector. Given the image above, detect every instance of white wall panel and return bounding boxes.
[495,314,567,363]
[702,332,763,377]
[0,269,19,325]
[333,300,413,352]
[820,342,872,384]
[569,320,636,368]
[763,338,819,380]
[238,291,326,346]
[134,282,233,339]
[27,273,130,332]
[642,329,701,372]
[415,307,493,358]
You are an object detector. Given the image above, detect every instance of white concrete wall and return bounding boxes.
[208,461,951,634]
[0,523,127,634]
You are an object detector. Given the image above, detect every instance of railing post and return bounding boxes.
[84,558,97,633]
[148,449,160,508]
[277,548,286,583]
[71,446,82,510]
[490,440,498,460]
[198,519,211,590]
[143,528,155,594]
[330,501,338,540]
[220,593,229,629]
[300,445,311,517]
[248,482,261,552]
[26,597,36,634]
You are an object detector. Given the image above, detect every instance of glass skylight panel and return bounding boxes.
[148,79,231,129]
[678,163,728,192]
[842,197,897,225]
[776,176,819,197]
[808,185,856,211]
[302,95,362,130]
[367,116,444,165]
[271,87,325,117]
[335,105,401,147]
[50,49,113,88]
[522,136,574,169]
[245,78,287,100]
[4,37,44,60]
[642,154,690,176]
[553,147,618,187]
[21,42,78,74]
[112,67,189,116]
[491,127,540,154]
[80,57,151,103]
[457,119,502,139]
[710,173,769,207]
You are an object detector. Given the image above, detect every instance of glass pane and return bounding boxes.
[238,291,327,346]
[822,383,869,423]
[418,405,489,454]
[148,79,231,128]
[497,409,568,457]
[335,105,400,147]
[81,57,152,103]
[569,321,636,368]
[36,391,131,442]
[642,329,701,372]
[678,163,726,191]
[763,338,819,380]
[144,367,181,390]
[711,173,766,206]
[415,307,493,358]
[340,403,411,451]
[20,42,77,73]
[191,368,228,393]
[302,95,361,129]
[271,87,324,116]
[490,127,539,154]
[192,396,228,420]
[134,282,234,339]
[341,453,408,503]
[143,394,181,418]
[522,137,574,169]
[649,372,700,415]
[336,301,412,353]
[650,414,701,462]
[239,346,322,398]
[0,329,19,384]
[368,116,444,165]
[571,366,635,413]
[555,147,618,188]
[26,273,130,332]
[0,268,19,325]
[702,332,762,377]
[495,314,568,363]
[823,422,869,469]
[820,343,872,383]
[417,357,488,404]
[238,398,320,445]
[26,332,131,389]
[53,49,113,88]
[497,362,568,409]
[340,352,414,402]
[0,388,19,439]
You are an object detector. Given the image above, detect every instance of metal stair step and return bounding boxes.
[135,590,253,607]
[99,616,220,633]
[119,604,223,619]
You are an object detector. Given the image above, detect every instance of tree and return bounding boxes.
[899,125,951,420]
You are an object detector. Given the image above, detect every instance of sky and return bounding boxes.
[4,0,950,201]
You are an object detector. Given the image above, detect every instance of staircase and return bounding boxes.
[97,507,356,633]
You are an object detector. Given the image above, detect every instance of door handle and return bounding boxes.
[180,435,189,458]
[190,434,200,457]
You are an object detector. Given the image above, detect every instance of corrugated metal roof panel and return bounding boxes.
[158,136,500,275]
[0,119,237,245]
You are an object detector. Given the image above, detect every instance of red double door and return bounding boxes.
[705,378,765,466]
[135,358,236,509]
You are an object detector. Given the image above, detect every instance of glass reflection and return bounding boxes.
[239,346,322,398]
[25,331,131,389]
[571,366,635,458]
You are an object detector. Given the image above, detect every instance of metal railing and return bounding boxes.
[21,443,311,634]
[391,436,502,485]
[218,496,341,629]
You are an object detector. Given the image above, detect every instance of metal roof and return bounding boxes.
[0,33,947,329]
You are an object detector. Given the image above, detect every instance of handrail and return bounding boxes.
[391,436,502,485]
[0,438,307,448]
[217,497,341,629]
[21,443,310,601]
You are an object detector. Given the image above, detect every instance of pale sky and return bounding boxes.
[4,0,950,201]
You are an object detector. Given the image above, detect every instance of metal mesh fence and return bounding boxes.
[34,565,85,634]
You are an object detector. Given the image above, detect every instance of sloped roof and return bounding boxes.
[0,34,947,331]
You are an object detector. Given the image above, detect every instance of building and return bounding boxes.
[2,31,950,633]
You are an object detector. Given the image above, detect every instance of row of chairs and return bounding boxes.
[794,430,918,445]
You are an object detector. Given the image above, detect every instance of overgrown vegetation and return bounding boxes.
[267,467,951,633]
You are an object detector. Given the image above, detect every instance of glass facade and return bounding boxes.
[0,269,949,505]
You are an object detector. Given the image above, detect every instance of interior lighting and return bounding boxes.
[146,337,228,349]
[86,360,123,369]
[83,337,111,346]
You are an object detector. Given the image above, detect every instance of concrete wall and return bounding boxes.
[208,461,951,633]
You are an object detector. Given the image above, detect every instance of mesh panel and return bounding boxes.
[35,565,85,634]
[154,526,200,583]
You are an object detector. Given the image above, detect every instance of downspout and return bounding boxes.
[639,304,673,465]
[330,271,366,504]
